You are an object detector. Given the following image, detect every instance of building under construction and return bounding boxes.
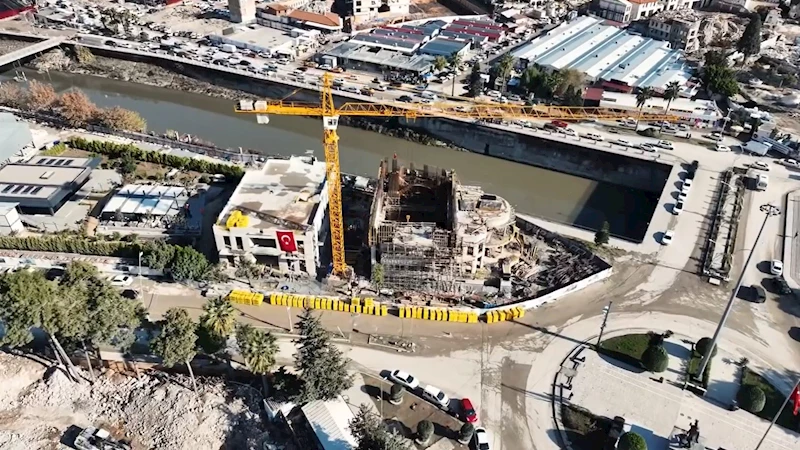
[368,157,517,293]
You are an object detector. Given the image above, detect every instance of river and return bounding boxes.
[4,69,658,241]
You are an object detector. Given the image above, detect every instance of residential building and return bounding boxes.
[0,113,33,166]
[629,0,662,21]
[0,156,99,215]
[597,91,722,124]
[323,41,434,75]
[213,156,329,277]
[648,15,700,52]
[594,0,632,23]
[713,0,749,12]
[228,0,256,23]
[512,16,692,91]
[351,0,410,25]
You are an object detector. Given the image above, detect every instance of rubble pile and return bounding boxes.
[0,353,267,450]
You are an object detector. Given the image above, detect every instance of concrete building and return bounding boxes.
[418,37,470,58]
[597,91,722,123]
[0,156,99,215]
[629,0,662,20]
[351,0,410,25]
[713,0,749,12]
[0,113,33,166]
[323,42,434,75]
[648,14,700,52]
[211,25,320,56]
[511,15,692,91]
[228,0,256,23]
[594,0,632,23]
[99,184,189,222]
[594,0,698,23]
[368,158,515,293]
[0,203,24,235]
[213,156,328,277]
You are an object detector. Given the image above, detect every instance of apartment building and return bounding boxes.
[648,15,700,52]
[351,0,409,24]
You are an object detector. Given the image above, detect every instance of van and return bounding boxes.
[421,91,438,101]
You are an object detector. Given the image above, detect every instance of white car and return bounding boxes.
[422,385,450,409]
[319,64,332,70]
[715,144,731,152]
[389,370,420,390]
[781,158,799,168]
[661,230,674,245]
[639,143,658,152]
[560,128,577,137]
[678,191,689,203]
[474,427,491,450]
[614,139,632,147]
[110,275,134,287]
[656,140,674,150]
[673,201,684,215]
[583,133,604,141]
[750,161,770,171]
[682,179,693,193]
[771,260,784,276]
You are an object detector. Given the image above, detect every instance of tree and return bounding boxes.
[236,324,278,376]
[58,90,97,127]
[468,63,484,97]
[433,55,447,72]
[25,80,57,112]
[294,308,353,403]
[737,14,762,57]
[0,83,24,108]
[99,106,147,132]
[695,337,718,358]
[702,64,740,97]
[641,345,669,373]
[618,432,647,450]
[554,68,584,98]
[60,261,100,286]
[371,263,384,288]
[737,385,766,413]
[349,404,410,450]
[416,420,434,444]
[562,85,583,106]
[496,53,515,93]
[659,81,681,134]
[202,296,237,338]
[389,384,404,405]
[150,308,198,391]
[458,423,475,444]
[594,221,610,246]
[704,50,728,68]
[141,240,176,270]
[448,51,463,97]
[116,153,138,175]
[635,87,654,131]
[170,246,209,281]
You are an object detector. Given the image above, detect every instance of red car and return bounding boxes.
[461,398,477,423]
[550,120,569,128]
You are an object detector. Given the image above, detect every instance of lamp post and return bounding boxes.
[138,251,143,294]
[596,302,613,348]
[695,204,780,380]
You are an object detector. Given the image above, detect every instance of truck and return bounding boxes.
[74,427,131,450]
[220,43,237,53]
[746,169,769,191]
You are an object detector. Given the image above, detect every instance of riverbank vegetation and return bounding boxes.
[0,80,146,132]
[67,137,244,180]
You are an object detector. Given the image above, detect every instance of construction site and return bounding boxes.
[366,157,610,305]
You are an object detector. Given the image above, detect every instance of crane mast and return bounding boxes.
[320,76,347,276]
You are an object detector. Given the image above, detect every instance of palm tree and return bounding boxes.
[236,324,278,376]
[497,53,515,93]
[448,51,462,97]
[433,56,447,73]
[201,296,237,338]
[659,81,681,134]
[635,87,654,131]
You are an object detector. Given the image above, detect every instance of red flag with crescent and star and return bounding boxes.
[276,231,297,253]
[792,385,800,415]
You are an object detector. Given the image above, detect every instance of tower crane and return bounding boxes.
[235,73,680,276]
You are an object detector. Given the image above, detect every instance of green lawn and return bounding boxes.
[597,334,651,368]
[561,404,612,450]
[739,368,800,431]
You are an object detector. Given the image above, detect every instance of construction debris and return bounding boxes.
[0,352,269,450]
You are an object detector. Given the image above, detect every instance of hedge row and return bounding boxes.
[67,137,245,179]
[0,236,140,258]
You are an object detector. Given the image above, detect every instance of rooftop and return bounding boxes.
[598,91,721,119]
[286,10,342,29]
[0,156,94,200]
[420,37,470,55]
[214,25,294,51]
[100,184,189,217]
[325,42,434,72]
[219,156,326,231]
[300,398,357,450]
[512,15,692,90]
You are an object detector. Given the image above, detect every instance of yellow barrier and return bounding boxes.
[481,307,525,324]
[227,289,264,306]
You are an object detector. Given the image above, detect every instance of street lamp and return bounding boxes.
[596,302,613,348]
[138,251,143,294]
[695,204,781,380]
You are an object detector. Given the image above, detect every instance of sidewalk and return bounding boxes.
[783,190,800,290]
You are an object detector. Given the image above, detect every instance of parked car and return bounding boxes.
[461,398,477,423]
[770,259,784,276]
[614,138,632,147]
[398,95,413,102]
[681,180,692,194]
[752,285,767,303]
[639,143,658,152]
[121,289,140,300]
[110,275,134,287]
[583,132,604,141]
[560,128,577,137]
[661,230,674,245]
[422,385,450,410]
[550,120,569,128]
[749,161,770,171]
[474,427,491,450]
[673,201,684,215]
[780,158,800,169]
[656,140,674,150]
[715,144,731,152]
[389,370,419,390]
[773,276,792,295]
[678,191,689,203]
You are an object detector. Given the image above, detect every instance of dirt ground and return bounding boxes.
[409,0,457,17]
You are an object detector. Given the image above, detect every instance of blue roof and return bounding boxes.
[419,38,469,56]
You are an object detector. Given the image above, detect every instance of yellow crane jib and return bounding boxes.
[234,73,683,276]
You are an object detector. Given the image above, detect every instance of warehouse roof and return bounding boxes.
[512,15,691,90]
[101,184,189,217]
[0,155,98,210]
[420,37,470,56]
[301,398,357,450]
[325,42,434,72]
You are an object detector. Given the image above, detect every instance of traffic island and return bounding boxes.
[359,373,467,449]
[560,404,613,450]
[736,367,800,432]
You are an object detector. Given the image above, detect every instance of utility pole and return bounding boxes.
[287,306,293,333]
[596,302,613,348]
[754,378,800,450]
[695,204,780,380]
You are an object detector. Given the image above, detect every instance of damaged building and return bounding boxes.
[368,157,516,293]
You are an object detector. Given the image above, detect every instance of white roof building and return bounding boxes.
[598,91,722,122]
[213,156,329,277]
[100,184,189,219]
[512,15,692,90]
[300,398,358,450]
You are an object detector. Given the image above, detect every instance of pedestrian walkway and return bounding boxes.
[782,190,800,289]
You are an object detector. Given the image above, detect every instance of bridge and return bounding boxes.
[0,37,65,68]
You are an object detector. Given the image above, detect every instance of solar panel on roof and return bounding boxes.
[31,187,42,195]
[2,185,13,193]
[64,159,74,166]
[55,159,66,166]
[20,186,34,194]
[12,185,25,193]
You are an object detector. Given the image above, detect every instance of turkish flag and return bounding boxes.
[276,231,297,253]
[792,386,800,415]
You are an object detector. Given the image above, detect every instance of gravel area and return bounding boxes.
[0,352,269,450]
[0,37,34,55]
